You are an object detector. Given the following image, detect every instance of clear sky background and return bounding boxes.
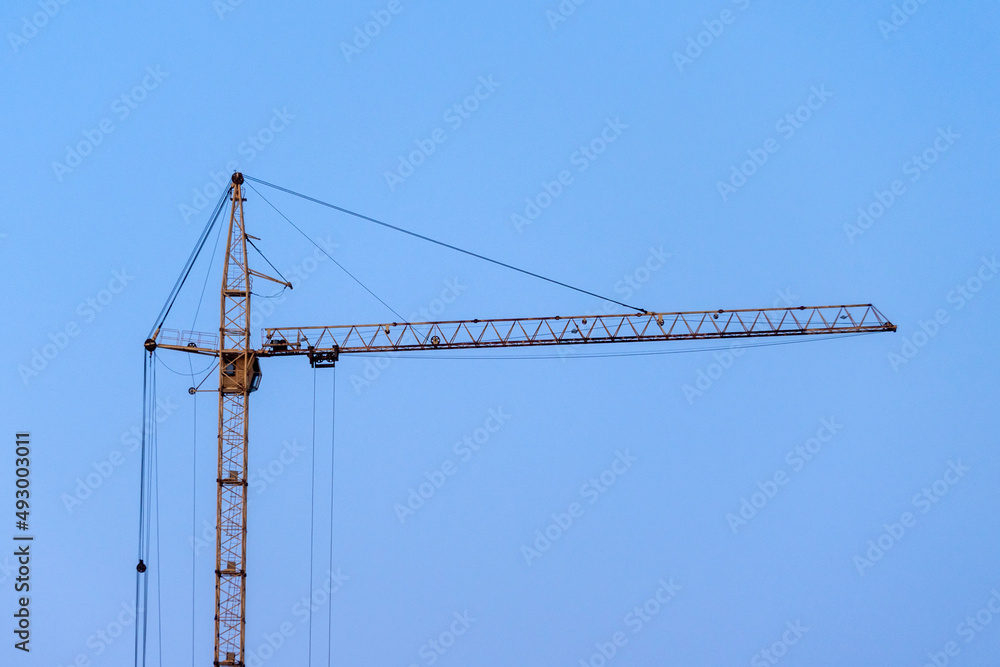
[1,2,999,666]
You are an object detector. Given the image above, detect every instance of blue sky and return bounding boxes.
[1,1,999,665]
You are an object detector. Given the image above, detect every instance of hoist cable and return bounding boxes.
[308,368,318,667]
[134,353,151,667]
[142,359,157,667]
[327,367,337,667]
[135,352,159,667]
[244,175,648,313]
[154,374,163,667]
[136,356,149,561]
[190,387,198,665]
[178,195,225,662]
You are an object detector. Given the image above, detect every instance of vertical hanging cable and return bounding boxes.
[134,353,151,667]
[184,206,219,663]
[153,361,163,666]
[134,353,161,667]
[190,391,197,664]
[142,360,157,666]
[308,367,318,666]
[327,367,337,667]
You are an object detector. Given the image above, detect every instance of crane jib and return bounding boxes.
[151,305,896,361]
[259,305,895,358]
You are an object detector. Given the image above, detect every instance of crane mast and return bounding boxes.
[215,173,254,665]
[145,172,896,665]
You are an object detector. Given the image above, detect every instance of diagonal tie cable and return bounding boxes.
[244,175,648,313]
[246,183,407,322]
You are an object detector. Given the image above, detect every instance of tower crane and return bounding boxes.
[141,172,896,666]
